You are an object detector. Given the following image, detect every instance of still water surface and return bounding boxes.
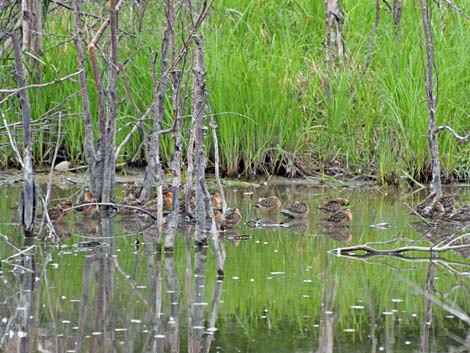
[1,182,470,353]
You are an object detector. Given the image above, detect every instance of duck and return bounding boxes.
[76,191,99,216]
[437,193,457,214]
[410,191,437,216]
[43,199,73,222]
[222,208,242,229]
[280,201,309,218]
[163,189,173,211]
[448,204,470,222]
[59,199,73,216]
[424,202,445,221]
[211,192,222,209]
[318,198,349,214]
[213,208,223,223]
[47,207,66,222]
[254,196,281,213]
[322,209,352,226]
[124,182,142,199]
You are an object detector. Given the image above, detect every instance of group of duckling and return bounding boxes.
[120,183,238,227]
[251,196,352,226]
[410,191,470,223]
[41,191,99,223]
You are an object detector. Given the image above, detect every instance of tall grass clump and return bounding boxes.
[1,0,469,183]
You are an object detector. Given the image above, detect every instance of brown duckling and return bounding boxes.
[43,200,73,222]
[318,198,349,214]
[281,201,309,219]
[163,190,173,211]
[437,193,457,214]
[448,204,470,222]
[211,192,222,209]
[424,202,445,221]
[59,199,73,216]
[76,191,99,216]
[254,196,282,213]
[323,209,352,226]
[213,208,223,223]
[410,191,437,216]
[222,208,242,229]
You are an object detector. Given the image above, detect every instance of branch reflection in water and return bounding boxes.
[0,210,225,353]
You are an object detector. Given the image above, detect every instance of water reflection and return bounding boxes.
[1,213,225,353]
[3,185,470,352]
[320,225,352,245]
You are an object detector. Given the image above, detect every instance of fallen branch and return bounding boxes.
[63,202,159,220]
[331,238,470,256]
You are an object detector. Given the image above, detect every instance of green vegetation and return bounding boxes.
[1,0,469,183]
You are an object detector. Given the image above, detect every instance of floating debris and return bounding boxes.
[370,223,391,229]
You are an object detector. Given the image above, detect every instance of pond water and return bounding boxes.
[1,181,470,353]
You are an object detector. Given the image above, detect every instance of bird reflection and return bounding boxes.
[221,230,251,247]
[320,225,352,245]
[280,218,309,234]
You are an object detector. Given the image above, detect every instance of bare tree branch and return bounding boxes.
[435,125,470,141]
[1,108,24,167]
[0,70,83,94]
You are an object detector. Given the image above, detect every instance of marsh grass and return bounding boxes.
[1,0,469,183]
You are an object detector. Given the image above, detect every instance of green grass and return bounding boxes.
[1,0,469,184]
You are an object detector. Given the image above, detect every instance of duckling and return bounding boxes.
[59,199,73,216]
[323,209,352,226]
[437,193,457,214]
[46,207,66,222]
[318,198,349,214]
[410,191,437,216]
[211,192,222,209]
[43,200,73,223]
[76,191,93,212]
[280,201,309,219]
[76,191,98,216]
[254,196,281,213]
[425,202,445,221]
[448,204,470,222]
[161,189,173,211]
[222,208,242,229]
[213,208,223,223]
[124,182,142,199]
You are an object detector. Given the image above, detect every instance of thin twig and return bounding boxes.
[403,202,433,226]
[442,0,470,20]
[63,202,159,220]
[0,69,83,94]
[5,244,36,261]
[435,125,470,141]
[1,108,24,167]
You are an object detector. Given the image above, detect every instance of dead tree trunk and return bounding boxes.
[72,0,101,197]
[324,0,345,66]
[419,0,442,195]
[192,35,208,246]
[11,32,36,236]
[140,1,173,202]
[101,0,119,204]
[21,0,43,77]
